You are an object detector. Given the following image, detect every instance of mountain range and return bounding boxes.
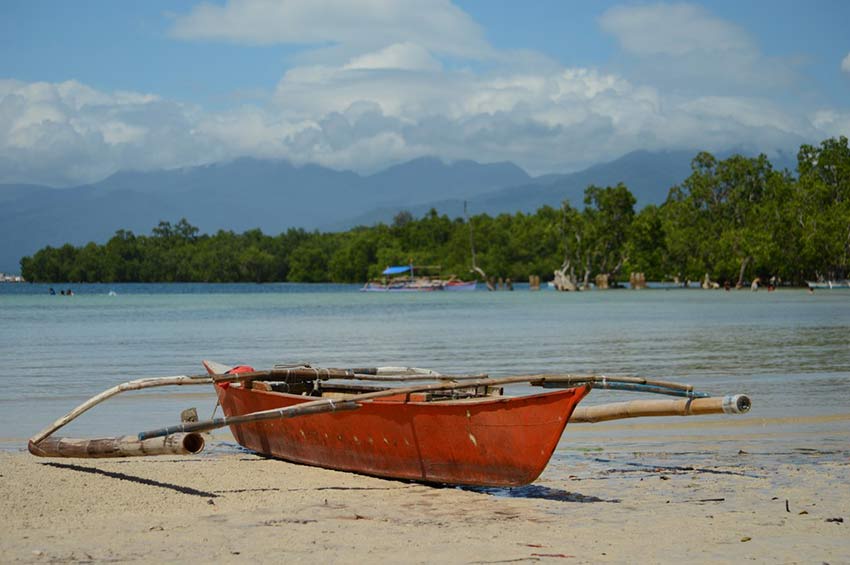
[0,149,795,273]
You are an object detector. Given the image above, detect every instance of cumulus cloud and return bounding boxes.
[1,2,847,186]
[2,63,836,187]
[0,79,222,186]
[842,52,850,73]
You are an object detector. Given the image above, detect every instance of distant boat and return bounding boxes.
[443,280,477,291]
[361,265,476,292]
[806,280,850,290]
[361,280,442,292]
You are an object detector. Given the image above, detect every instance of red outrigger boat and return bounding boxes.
[28,361,751,488]
[210,366,589,487]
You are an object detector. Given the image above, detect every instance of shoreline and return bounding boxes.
[3,442,847,563]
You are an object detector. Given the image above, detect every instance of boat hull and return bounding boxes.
[444,281,477,291]
[360,283,439,292]
[215,384,590,486]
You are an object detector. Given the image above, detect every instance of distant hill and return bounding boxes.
[0,149,796,273]
[336,149,698,228]
[0,157,529,273]
[339,149,799,228]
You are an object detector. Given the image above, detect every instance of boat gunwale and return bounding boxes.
[218,381,583,408]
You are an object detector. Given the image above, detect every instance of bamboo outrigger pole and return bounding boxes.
[569,395,751,423]
[28,368,752,458]
[28,374,214,458]
[137,375,751,441]
[29,374,213,446]
[27,366,460,448]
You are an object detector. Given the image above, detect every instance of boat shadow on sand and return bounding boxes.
[461,484,621,503]
[40,459,618,504]
[40,461,220,499]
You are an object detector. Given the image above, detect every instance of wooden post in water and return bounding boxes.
[629,272,647,289]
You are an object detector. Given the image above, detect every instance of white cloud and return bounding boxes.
[599,3,796,91]
[3,63,841,187]
[842,52,850,73]
[0,80,217,186]
[170,0,492,61]
[811,109,850,137]
[1,2,847,186]
[600,3,752,56]
[344,43,442,72]
[677,96,803,133]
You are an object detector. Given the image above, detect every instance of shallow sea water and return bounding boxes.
[1,283,848,473]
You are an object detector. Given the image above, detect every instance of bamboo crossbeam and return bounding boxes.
[29,432,205,458]
[210,367,485,384]
[553,381,708,398]
[348,373,487,382]
[568,395,751,423]
[531,375,695,392]
[211,370,698,394]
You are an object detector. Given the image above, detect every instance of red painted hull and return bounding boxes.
[215,384,590,486]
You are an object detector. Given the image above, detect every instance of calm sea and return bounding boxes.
[2,283,848,459]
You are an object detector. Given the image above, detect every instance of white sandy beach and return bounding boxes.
[2,441,847,564]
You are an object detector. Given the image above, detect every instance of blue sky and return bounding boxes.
[1,0,848,186]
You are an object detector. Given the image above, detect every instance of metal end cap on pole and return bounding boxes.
[721,394,751,414]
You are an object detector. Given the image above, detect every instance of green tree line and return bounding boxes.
[20,137,850,285]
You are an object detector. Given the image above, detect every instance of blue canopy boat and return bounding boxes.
[361,265,476,292]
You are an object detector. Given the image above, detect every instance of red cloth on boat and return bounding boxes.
[217,365,255,389]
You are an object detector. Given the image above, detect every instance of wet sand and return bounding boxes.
[2,443,848,563]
